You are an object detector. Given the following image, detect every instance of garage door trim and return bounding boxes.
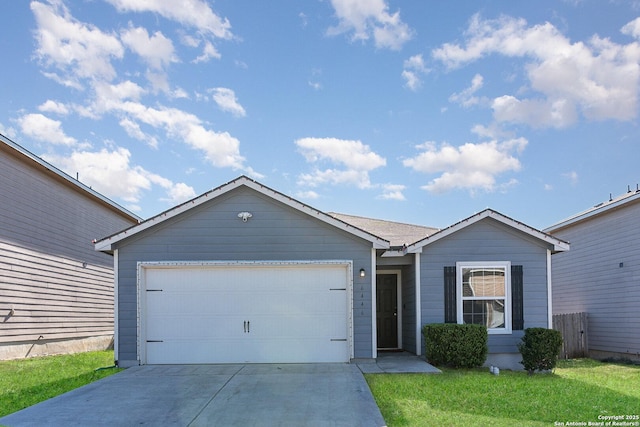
[137,260,354,364]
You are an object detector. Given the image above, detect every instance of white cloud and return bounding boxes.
[43,147,151,202]
[192,40,221,63]
[622,17,640,39]
[210,87,246,117]
[145,70,170,94]
[104,0,233,39]
[31,1,124,85]
[449,74,484,107]
[120,25,177,70]
[327,0,413,50]
[28,1,253,181]
[105,0,230,63]
[0,124,17,139]
[377,183,406,201]
[162,182,197,204]
[403,138,527,193]
[91,80,146,114]
[119,117,158,148]
[432,14,640,126]
[116,102,247,170]
[402,54,429,91]
[17,113,77,146]
[295,137,386,189]
[491,95,578,128]
[42,146,195,205]
[80,79,250,171]
[295,190,320,200]
[38,100,70,115]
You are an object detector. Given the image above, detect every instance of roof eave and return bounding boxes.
[545,190,640,233]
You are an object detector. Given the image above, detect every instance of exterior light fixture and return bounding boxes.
[359,268,366,278]
[237,211,253,222]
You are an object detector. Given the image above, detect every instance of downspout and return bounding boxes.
[415,252,422,356]
[113,249,119,365]
[547,249,553,329]
[371,248,377,359]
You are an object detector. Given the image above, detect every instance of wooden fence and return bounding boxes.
[552,312,588,359]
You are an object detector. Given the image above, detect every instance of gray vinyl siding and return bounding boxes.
[550,201,640,357]
[0,147,137,349]
[0,242,114,343]
[0,149,134,267]
[113,187,374,364]
[419,218,551,355]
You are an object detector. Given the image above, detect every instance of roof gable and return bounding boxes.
[1,133,141,223]
[95,175,390,252]
[405,209,569,254]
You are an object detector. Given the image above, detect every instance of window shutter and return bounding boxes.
[511,265,524,330]
[444,266,457,323]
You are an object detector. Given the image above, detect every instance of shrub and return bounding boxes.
[423,323,488,368]
[518,327,563,374]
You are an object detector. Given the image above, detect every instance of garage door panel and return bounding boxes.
[142,263,351,364]
[147,291,252,317]
[146,315,244,339]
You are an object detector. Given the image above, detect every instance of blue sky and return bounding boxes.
[1,0,639,230]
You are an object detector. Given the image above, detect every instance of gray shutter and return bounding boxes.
[444,266,457,323]
[511,265,524,330]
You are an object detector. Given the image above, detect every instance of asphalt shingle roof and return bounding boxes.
[328,212,439,248]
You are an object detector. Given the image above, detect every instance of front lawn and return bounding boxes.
[0,350,121,417]
[366,359,640,427]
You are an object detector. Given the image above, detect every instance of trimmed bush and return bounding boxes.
[518,327,563,374]
[423,323,488,368]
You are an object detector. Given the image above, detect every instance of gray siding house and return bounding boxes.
[96,176,568,369]
[546,190,640,361]
[0,133,140,360]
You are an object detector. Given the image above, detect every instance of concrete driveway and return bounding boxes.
[0,363,387,427]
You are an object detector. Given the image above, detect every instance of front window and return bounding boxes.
[457,262,511,334]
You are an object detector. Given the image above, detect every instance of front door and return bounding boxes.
[376,274,398,349]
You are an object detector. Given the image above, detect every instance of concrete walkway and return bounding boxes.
[0,355,439,427]
[357,352,441,374]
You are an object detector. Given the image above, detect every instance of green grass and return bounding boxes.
[366,359,640,427]
[0,350,122,417]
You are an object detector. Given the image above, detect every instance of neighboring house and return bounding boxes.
[95,176,568,369]
[0,134,140,360]
[545,189,640,362]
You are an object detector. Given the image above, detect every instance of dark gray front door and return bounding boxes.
[376,274,398,349]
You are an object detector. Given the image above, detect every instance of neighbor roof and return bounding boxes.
[328,212,438,247]
[94,175,390,252]
[545,187,640,233]
[0,133,141,223]
[405,209,569,254]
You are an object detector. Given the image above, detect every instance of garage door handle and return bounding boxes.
[247,321,250,333]
[244,321,247,333]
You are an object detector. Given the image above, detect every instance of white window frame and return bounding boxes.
[456,261,512,335]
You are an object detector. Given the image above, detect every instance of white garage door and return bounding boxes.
[140,262,352,364]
